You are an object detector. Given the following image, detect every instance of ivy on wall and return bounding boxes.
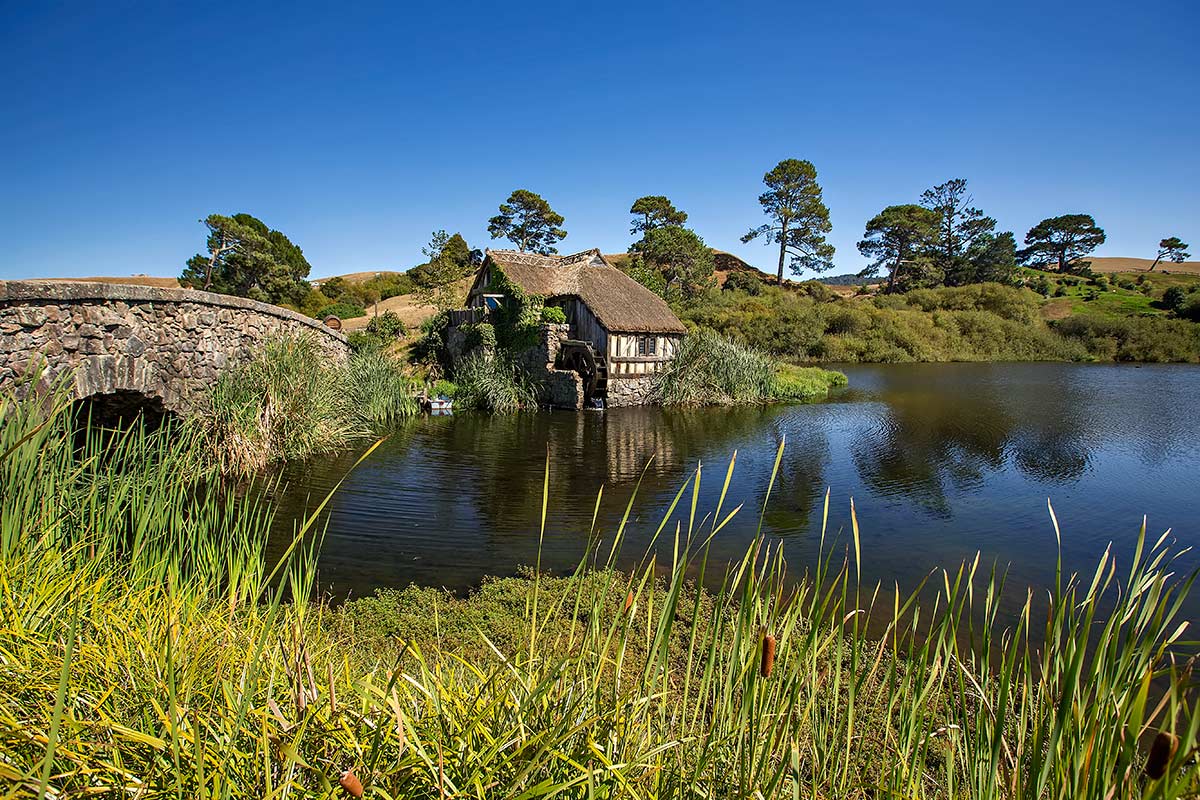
[486,265,545,351]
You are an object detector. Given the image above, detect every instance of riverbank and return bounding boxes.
[2,386,1197,797]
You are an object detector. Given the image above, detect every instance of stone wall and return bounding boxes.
[606,375,658,407]
[518,323,582,410]
[0,280,349,413]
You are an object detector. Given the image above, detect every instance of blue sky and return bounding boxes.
[2,0,1196,280]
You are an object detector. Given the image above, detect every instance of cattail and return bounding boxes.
[761,633,777,677]
[1145,731,1179,780]
[624,590,634,613]
[339,769,364,798]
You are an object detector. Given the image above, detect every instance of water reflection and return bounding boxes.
[268,363,1200,624]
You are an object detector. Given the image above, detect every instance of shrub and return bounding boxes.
[347,330,384,352]
[432,379,458,398]
[1053,315,1200,362]
[315,301,366,320]
[465,322,497,350]
[453,353,539,413]
[1179,297,1200,322]
[540,306,567,324]
[723,270,763,295]
[1029,275,1052,296]
[797,280,835,302]
[366,310,408,339]
[1163,286,1187,312]
[1091,275,1109,290]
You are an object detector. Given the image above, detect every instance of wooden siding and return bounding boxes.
[607,332,682,376]
[568,299,608,356]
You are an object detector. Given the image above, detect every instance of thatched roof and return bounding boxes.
[483,249,687,334]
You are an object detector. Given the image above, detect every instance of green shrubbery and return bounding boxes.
[314,301,366,320]
[540,305,567,324]
[676,282,1200,363]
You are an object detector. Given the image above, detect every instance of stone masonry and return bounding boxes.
[0,280,349,414]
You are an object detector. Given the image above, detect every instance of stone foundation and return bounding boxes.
[606,376,657,407]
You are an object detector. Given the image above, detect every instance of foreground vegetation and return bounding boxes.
[2,385,1197,798]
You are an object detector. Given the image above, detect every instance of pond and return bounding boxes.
[268,363,1200,623]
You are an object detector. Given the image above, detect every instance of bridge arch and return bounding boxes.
[0,280,349,414]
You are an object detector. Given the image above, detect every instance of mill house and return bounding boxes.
[465,248,687,407]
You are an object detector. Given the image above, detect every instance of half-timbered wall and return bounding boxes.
[607,332,682,376]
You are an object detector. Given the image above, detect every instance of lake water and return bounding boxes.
[268,363,1200,623]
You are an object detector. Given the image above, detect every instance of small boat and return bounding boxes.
[422,394,454,415]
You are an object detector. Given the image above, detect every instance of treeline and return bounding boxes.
[179,164,1192,318]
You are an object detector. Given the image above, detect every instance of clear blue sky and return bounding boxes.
[2,0,1196,280]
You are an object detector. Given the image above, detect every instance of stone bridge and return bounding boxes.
[0,280,349,418]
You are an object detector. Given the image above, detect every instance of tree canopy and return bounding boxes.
[180,213,312,305]
[1019,214,1106,273]
[487,190,567,254]
[919,179,1015,286]
[741,159,834,282]
[1150,236,1191,271]
[413,231,476,311]
[631,225,714,297]
[629,196,687,236]
[857,204,942,292]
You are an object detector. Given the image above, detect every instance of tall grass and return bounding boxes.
[655,327,775,405]
[453,352,540,413]
[656,328,846,405]
[198,334,417,473]
[1,383,1197,797]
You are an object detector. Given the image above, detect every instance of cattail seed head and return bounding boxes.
[1145,731,1179,780]
[761,633,777,678]
[339,769,364,798]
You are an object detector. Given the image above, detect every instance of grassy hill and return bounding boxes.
[1086,256,1200,275]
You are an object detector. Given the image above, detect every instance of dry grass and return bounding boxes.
[1088,257,1200,275]
[42,275,182,287]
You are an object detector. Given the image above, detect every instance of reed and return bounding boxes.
[198,334,417,472]
[1,383,1197,798]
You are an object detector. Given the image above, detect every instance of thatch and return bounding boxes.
[483,249,687,334]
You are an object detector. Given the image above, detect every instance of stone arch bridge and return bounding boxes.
[0,280,349,417]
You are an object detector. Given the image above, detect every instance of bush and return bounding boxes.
[432,379,458,398]
[1163,286,1187,312]
[1053,315,1200,362]
[1091,275,1109,290]
[366,310,408,339]
[722,270,763,295]
[315,301,366,320]
[798,280,835,302]
[653,328,775,405]
[453,353,539,413]
[1029,275,1052,296]
[540,306,567,324]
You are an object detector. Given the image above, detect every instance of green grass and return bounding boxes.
[772,363,848,401]
[2,383,1199,797]
[197,333,418,473]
